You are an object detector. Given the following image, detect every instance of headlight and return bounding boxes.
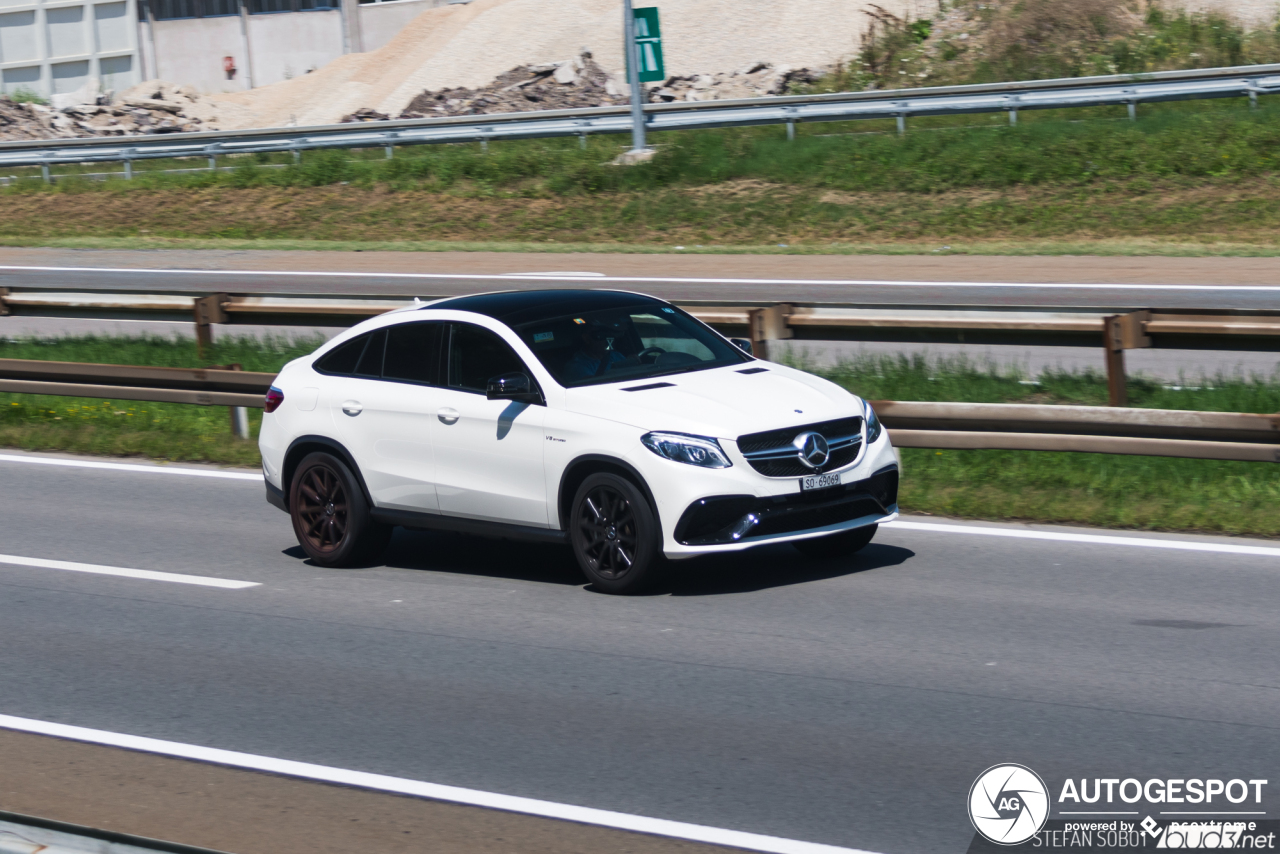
[864,400,883,444]
[641,432,732,468]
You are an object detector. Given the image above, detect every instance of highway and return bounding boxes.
[1,450,1277,854]
[2,248,1280,309]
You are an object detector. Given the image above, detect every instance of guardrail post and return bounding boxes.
[1127,99,1137,121]
[1103,311,1152,407]
[749,304,793,361]
[41,164,50,183]
[226,363,250,439]
[123,154,133,180]
[193,294,229,359]
[292,147,301,164]
[1249,83,1259,110]
[0,287,8,316]
[895,111,906,135]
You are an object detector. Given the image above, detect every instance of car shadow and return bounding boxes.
[381,528,584,586]
[660,542,915,597]
[282,530,914,595]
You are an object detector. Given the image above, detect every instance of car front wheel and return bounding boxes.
[570,472,664,594]
[289,451,391,567]
[792,524,878,559]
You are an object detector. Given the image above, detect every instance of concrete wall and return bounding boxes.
[148,7,342,93]
[248,8,342,85]
[149,14,242,92]
[357,0,446,54]
[0,0,138,99]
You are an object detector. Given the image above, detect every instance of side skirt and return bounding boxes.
[370,507,568,545]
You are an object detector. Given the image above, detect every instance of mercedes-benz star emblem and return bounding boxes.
[793,432,830,470]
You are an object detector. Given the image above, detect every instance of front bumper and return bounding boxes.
[670,464,899,553]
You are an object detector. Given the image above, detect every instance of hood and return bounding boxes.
[564,363,863,441]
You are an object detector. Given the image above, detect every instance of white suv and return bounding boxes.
[259,290,898,593]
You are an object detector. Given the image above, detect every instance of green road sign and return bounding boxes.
[632,7,665,83]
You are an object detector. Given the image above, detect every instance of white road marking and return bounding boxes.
[0,453,261,481]
[0,714,878,854]
[0,554,259,589]
[2,265,1277,291]
[885,520,1280,558]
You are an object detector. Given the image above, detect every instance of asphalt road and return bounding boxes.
[0,451,1277,854]
[2,249,1280,309]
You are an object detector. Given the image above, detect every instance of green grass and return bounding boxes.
[815,354,1280,538]
[0,333,323,466]
[9,235,1280,257]
[2,337,1278,536]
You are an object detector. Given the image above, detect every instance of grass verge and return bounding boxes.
[2,337,1278,537]
[8,235,1280,257]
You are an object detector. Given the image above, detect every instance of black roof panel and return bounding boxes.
[428,289,666,326]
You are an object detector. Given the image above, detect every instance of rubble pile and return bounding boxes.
[645,62,823,102]
[349,55,826,123]
[0,80,228,142]
[383,51,624,120]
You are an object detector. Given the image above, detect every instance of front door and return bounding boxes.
[431,322,547,527]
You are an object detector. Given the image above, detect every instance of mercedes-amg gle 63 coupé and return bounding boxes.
[260,290,898,593]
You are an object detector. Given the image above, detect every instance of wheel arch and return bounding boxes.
[282,435,374,512]
[557,454,661,533]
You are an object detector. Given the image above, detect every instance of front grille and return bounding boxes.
[674,465,899,546]
[737,416,863,477]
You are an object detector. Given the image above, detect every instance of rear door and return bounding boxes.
[318,323,445,513]
[430,322,548,527]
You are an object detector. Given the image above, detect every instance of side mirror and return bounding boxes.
[730,338,753,355]
[486,372,541,404]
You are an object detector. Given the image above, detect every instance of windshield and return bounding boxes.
[512,303,750,388]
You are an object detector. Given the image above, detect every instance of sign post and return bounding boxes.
[621,2,662,159]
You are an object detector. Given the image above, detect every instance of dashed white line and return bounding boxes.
[884,520,1280,558]
[0,714,877,854]
[0,453,260,481]
[0,554,259,589]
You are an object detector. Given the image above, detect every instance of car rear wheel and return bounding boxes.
[290,452,391,567]
[570,473,664,594]
[792,524,878,559]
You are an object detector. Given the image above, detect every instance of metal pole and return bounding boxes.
[41,164,50,183]
[1008,109,1017,126]
[623,0,646,154]
[896,114,905,135]
[786,120,795,141]
[1127,101,1136,121]
[124,158,133,180]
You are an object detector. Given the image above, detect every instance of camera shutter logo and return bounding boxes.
[968,764,1050,845]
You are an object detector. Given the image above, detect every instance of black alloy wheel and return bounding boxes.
[792,523,878,559]
[289,452,391,567]
[570,472,663,594]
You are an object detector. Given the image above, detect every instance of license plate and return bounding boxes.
[800,473,841,491]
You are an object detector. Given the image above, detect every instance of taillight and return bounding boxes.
[264,386,284,413]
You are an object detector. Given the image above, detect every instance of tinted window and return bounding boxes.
[383,322,444,385]
[353,329,386,377]
[447,324,529,393]
[314,333,369,376]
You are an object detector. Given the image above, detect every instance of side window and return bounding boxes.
[353,329,387,378]
[383,322,444,385]
[314,332,370,376]
[447,323,530,393]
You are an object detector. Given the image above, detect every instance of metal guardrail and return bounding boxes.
[5,287,1280,406]
[1,63,1279,170]
[1,356,1274,461]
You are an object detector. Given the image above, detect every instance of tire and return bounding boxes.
[792,524,878,559]
[570,472,664,594]
[289,451,391,567]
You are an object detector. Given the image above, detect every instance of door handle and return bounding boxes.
[341,400,363,417]
[437,407,460,425]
